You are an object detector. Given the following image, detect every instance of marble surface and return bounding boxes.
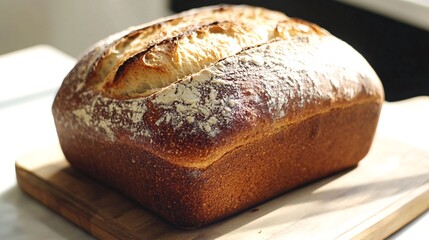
[1,46,428,239]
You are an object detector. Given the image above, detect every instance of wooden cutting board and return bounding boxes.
[15,135,429,240]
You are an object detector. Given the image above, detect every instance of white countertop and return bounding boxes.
[338,0,429,31]
[0,46,428,239]
[0,46,93,239]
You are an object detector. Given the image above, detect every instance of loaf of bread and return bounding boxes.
[52,5,384,228]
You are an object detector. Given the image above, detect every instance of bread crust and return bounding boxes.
[52,5,384,228]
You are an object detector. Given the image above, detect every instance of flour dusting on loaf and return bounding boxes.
[52,5,384,227]
[53,5,383,168]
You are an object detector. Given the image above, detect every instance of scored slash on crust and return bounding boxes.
[86,6,325,99]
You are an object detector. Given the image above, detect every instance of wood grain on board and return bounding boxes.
[16,134,429,239]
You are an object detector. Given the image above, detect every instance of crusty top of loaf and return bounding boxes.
[53,5,384,168]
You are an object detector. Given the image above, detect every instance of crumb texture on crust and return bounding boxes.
[52,5,384,168]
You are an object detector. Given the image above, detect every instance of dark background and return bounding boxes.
[171,0,429,101]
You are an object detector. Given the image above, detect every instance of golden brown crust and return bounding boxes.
[56,101,381,228]
[52,5,384,228]
[53,34,383,168]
